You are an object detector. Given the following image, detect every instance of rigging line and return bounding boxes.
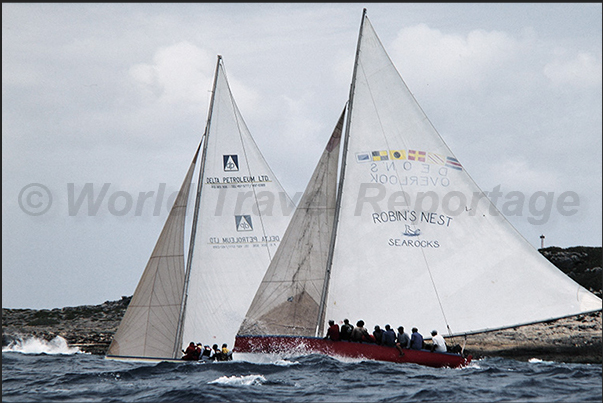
[220,60,279,262]
[360,15,452,333]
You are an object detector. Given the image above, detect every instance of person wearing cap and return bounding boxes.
[430,329,447,353]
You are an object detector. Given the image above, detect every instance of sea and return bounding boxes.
[2,336,601,402]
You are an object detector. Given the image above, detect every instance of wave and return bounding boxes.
[2,335,83,355]
[208,374,267,386]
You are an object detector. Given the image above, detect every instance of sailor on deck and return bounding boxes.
[410,327,424,350]
[430,330,447,353]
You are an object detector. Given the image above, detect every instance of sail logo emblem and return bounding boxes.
[235,215,253,231]
[223,155,239,171]
[403,225,421,237]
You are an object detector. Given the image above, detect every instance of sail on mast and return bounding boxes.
[180,57,293,349]
[238,108,345,338]
[174,55,222,357]
[106,143,201,359]
[108,55,292,360]
[324,10,601,337]
[238,9,601,346]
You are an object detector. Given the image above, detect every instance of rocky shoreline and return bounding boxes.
[2,297,130,356]
[3,247,602,363]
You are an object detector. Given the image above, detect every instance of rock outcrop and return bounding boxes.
[3,247,601,362]
[2,296,130,355]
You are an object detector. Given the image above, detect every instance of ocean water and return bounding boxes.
[2,336,601,402]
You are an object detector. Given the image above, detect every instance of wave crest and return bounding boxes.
[2,335,83,355]
[208,374,266,386]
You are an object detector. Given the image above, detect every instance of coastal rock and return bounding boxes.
[3,248,602,362]
[2,296,130,355]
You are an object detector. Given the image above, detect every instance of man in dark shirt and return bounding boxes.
[340,318,353,341]
[373,325,384,345]
[410,327,424,350]
[381,324,397,347]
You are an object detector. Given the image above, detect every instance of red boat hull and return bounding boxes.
[234,335,472,368]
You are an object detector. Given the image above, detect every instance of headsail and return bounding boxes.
[180,57,292,349]
[108,56,292,360]
[238,108,345,337]
[107,144,200,359]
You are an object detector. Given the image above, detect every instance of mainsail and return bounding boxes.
[238,9,601,347]
[107,56,292,360]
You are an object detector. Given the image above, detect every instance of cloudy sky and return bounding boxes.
[3,3,601,309]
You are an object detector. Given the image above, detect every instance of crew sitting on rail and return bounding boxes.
[182,341,200,360]
[351,320,374,343]
[324,319,341,341]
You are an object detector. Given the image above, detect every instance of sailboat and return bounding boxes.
[234,10,602,368]
[106,56,292,362]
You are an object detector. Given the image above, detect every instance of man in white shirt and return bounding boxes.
[430,330,447,353]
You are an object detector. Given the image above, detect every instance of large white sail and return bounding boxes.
[108,56,292,360]
[238,109,345,337]
[180,58,292,348]
[107,145,200,359]
[324,12,601,337]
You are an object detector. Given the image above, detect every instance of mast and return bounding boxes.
[173,55,222,357]
[316,9,367,337]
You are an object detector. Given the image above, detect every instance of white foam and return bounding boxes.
[232,352,299,366]
[2,335,83,355]
[208,374,266,386]
[528,358,554,364]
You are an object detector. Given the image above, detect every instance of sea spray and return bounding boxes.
[208,374,266,386]
[2,335,82,355]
